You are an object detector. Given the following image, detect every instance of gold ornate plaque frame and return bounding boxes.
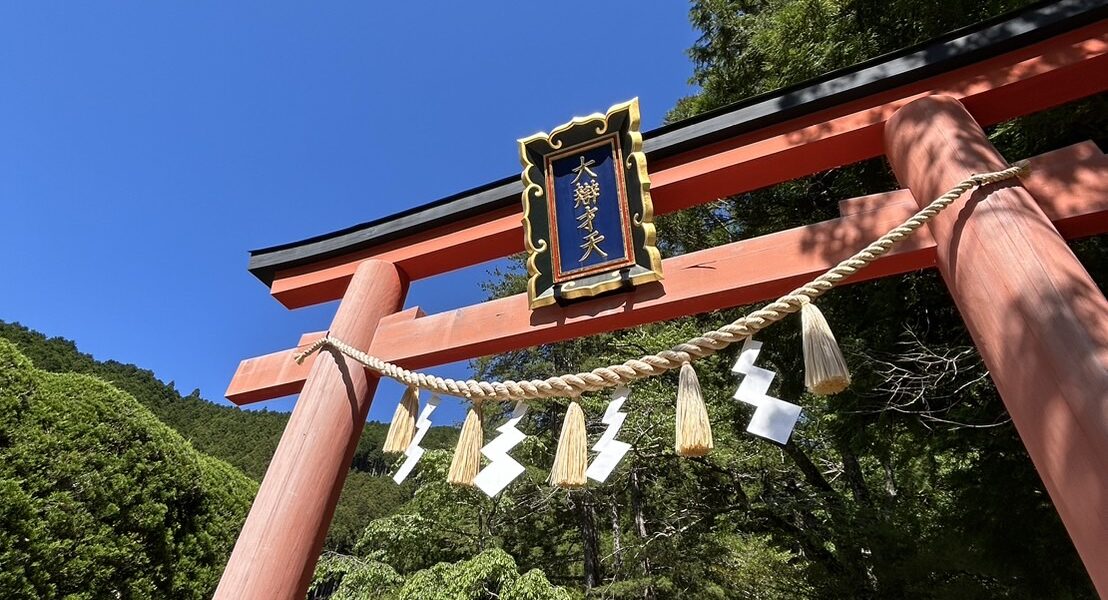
[518,98,663,309]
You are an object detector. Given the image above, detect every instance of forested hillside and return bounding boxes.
[0,320,290,480]
[310,1,1107,598]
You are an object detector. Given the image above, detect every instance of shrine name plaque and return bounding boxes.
[519,98,663,309]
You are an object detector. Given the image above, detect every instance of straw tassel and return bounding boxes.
[548,401,588,489]
[676,361,714,457]
[382,387,420,453]
[800,297,851,395]
[448,404,484,486]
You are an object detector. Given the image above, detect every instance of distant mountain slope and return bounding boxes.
[0,320,291,480]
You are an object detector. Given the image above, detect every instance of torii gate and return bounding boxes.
[214,3,1108,598]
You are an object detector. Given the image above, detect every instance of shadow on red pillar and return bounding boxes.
[214,259,408,600]
[885,95,1108,596]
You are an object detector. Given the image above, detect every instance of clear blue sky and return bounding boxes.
[0,2,699,425]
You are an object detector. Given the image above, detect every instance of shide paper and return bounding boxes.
[393,395,441,484]
[473,402,530,497]
[732,339,802,445]
[586,386,632,483]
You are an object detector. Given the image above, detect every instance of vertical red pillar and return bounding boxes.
[214,259,407,600]
[885,95,1108,596]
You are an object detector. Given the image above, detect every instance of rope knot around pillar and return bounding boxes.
[971,160,1031,186]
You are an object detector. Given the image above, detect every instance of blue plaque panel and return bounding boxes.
[519,99,663,309]
[548,139,630,280]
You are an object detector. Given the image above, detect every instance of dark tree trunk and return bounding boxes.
[609,496,623,574]
[630,470,648,539]
[573,493,603,590]
[629,469,655,599]
[783,441,837,496]
[784,441,879,596]
[839,447,872,507]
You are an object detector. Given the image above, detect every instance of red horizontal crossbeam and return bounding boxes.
[227,142,1108,404]
[224,332,324,405]
[267,22,1108,310]
[225,307,423,405]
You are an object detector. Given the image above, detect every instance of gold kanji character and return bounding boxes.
[573,180,600,208]
[579,230,608,262]
[576,205,599,232]
[571,155,597,183]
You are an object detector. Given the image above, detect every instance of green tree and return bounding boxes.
[0,338,257,599]
[309,548,570,599]
[0,320,456,555]
[0,320,291,480]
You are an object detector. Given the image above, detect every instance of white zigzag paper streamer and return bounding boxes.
[393,395,441,484]
[732,338,802,444]
[586,386,632,483]
[473,402,529,497]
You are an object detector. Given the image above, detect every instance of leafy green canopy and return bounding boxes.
[0,338,256,599]
[309,451,572,600]
[311,549,570,600]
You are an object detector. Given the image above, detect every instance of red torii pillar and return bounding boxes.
[885,95,1108,596]
[214,259,407,600]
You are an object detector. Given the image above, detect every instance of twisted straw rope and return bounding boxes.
[295,162,1029,402]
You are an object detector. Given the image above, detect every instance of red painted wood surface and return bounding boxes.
[224,307,424,405]
[885,96,1108,596]
[224,331,324,405]
[268,22,1108,309]
[214,260,407,600]
[271,207,521,310]
[226,142,1108,405]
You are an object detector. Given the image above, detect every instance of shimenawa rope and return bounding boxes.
[295,162,1029,403]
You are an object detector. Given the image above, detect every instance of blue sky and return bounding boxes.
[0,2,699,425]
